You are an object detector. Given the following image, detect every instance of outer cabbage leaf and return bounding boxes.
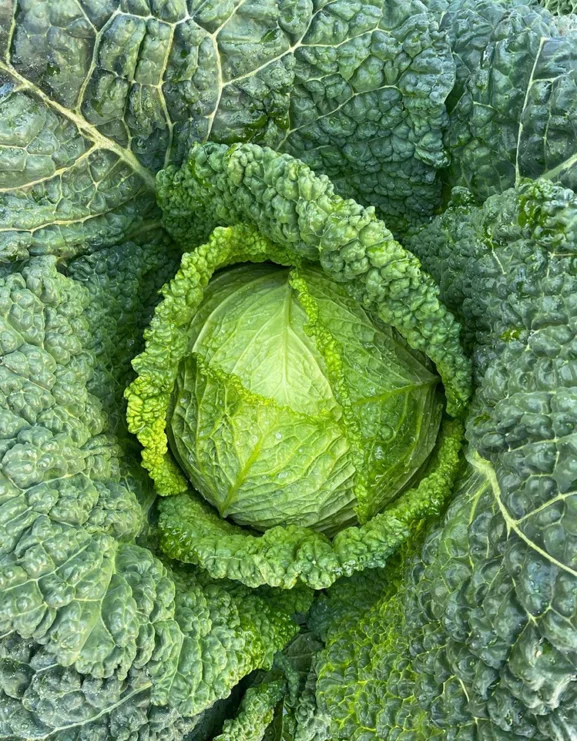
[0,255,307,738]
[213,681,286,741]
[308,540,444,741]
[385,179,577,739]
[302,179,577,741]
[278,0,455,232]
[443,0,577,199]
[536,0,577,14]
[306,564,391,643]
[0,3,162,265]
[218,631,328,741]
[0,0,455,251]
[68,238,180,439]
[0,630,197,741]
[268,633,328,741]
[0,572,300,741]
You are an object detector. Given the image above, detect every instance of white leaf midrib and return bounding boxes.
[0,59,157,190]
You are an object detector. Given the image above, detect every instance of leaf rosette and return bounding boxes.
[126,142,469,589]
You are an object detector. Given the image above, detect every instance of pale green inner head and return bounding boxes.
[168,263,442,535]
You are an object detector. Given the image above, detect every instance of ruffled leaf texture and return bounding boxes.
[155,143,471,415]
[306,180,577,740]
[0,0,455,247]
[537,0,577,13]
[3,0,577,737]
[125,140,468,589]
[0,2,313,736]
[213,680,286,741]
[440,0,577,198]
[2,0,577,259]
[0,252,307,738]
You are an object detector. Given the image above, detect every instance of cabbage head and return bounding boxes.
[125,144,467,589]
[167,263,442,536]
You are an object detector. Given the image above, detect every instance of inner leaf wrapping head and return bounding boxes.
[126,144,470,568]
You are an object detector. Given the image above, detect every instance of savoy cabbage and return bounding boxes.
[1,0,577,739]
